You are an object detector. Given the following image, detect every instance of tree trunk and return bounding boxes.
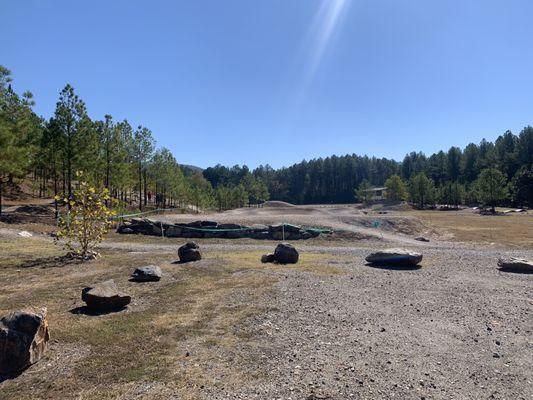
[0,178,3,218]
[143,169,148,207]
[138,164,142,211]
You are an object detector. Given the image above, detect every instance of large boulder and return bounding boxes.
[366,248,423,266]
[82,280,131,311]
[497,257,533,273]
[131,265,162,282]
[178,242,202,263]
[0,309,49,374]
[273,243,299,264]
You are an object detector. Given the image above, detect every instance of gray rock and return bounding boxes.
[0,309,49,374]
[261,253,275,263]
[164,225,183,237]
[497,257,533,273]
[131,265,162,282]
[82,280,131,311]
[178,242,202,262]
[366,248,423,266]
[274,243,299,264]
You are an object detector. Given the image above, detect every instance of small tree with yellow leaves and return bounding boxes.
[55,173,116,260]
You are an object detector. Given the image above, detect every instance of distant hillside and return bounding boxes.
[180,164,203,176]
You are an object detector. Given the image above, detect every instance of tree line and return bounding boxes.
[1,65,532,215]
[246,129,533,209]
[0,66,268,215]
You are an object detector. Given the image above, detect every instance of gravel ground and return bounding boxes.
[184,243,533,400]
[1,209,531,399]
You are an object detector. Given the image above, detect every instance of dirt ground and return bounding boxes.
[0,203,532,399]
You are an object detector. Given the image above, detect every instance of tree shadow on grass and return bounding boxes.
[365,262,422,271]
[69,305,128,316]
[18,255,83,269]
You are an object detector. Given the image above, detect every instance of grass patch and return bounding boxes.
[0,236,281,399]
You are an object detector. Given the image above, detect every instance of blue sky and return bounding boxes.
[2,0,533,168]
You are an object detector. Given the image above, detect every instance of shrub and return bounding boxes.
[55,174,115,260]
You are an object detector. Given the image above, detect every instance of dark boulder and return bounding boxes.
[274,243,299,264]
[0,309,50,374]
[261,253,275,263]
[218,223,244,230]
[414,236,430,242]
[131,265,162,282]
[178,242,202,263]
[82,280,131,311]
[497,257,533,273]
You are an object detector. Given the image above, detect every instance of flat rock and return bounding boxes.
[82,280,131,311]
[0,309,49,374]
[178,242,202,263]
[131,265,162,282]
[497,257,533,273]
[366,248,423,266]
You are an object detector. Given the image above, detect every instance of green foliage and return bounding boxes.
[355,179,373,203]
[384,175,407,202]
[438,181,465,208]
[474,168,509,212]
[0,66,42,214]
[511,166,533,208]
[408,173,435,208]
[56,174,115,260]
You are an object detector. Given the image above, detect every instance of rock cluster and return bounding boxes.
[366,248,423,266]
[262,243,299,264]
[117,219,325,240]
[178,242,202,263]
[0,309,50,374]
[82,280,131,311]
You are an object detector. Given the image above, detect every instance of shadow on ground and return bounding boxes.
[365,262,422,271]
[69,306,128,316]
[18,255,82,269]
[498,267,533,275]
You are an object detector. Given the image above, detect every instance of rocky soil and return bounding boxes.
[174,243,533,399]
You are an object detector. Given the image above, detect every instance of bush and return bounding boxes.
[55,174,115,260]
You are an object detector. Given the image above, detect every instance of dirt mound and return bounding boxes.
[375,202,413,212]
[261,201,296,208]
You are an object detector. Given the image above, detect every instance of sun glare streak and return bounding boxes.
[305,0,350,85]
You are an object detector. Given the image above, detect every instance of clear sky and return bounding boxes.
[2,0,533,169]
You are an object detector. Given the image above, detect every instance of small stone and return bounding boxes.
[131,265,162,282]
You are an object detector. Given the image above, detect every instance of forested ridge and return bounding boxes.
[1,65,533,213]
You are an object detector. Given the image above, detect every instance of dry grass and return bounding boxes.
[409,209,533,248]
[0,236,338,400]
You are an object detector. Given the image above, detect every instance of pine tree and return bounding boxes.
[384,175,407,202]
[475,168,509,213]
